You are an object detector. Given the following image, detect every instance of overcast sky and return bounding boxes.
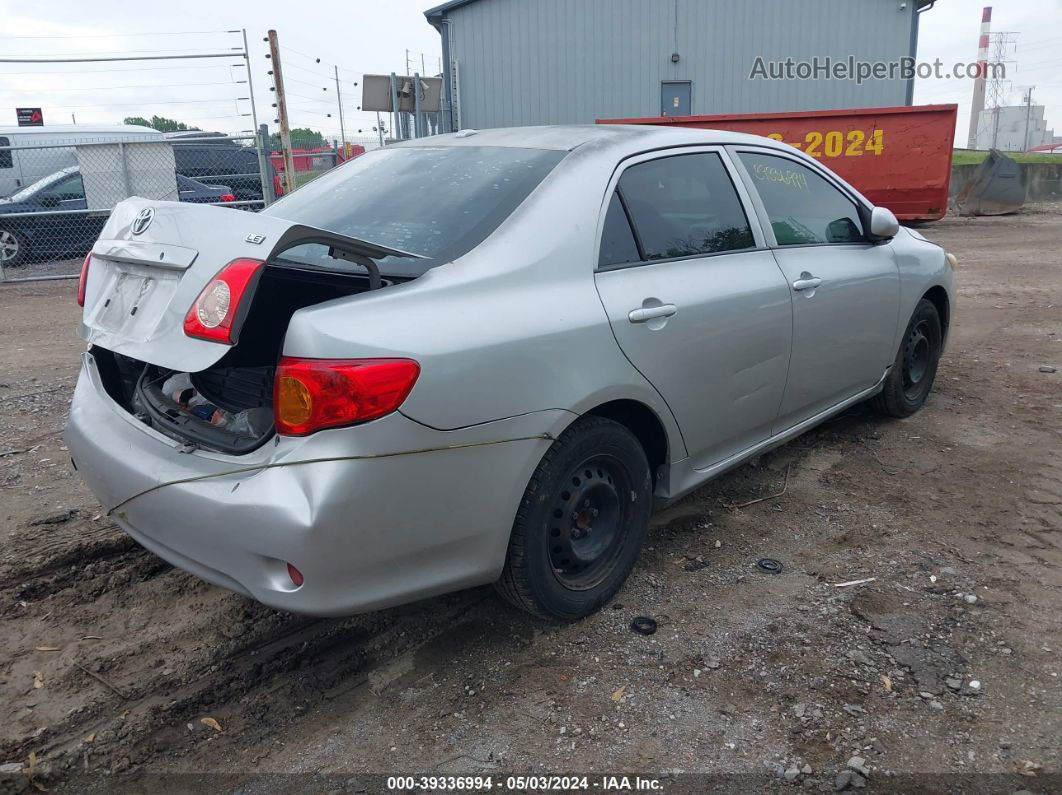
[0,0,1057,147]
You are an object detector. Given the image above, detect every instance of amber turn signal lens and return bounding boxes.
[276,375,314,428]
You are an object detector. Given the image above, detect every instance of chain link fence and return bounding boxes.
[0,127,386,283]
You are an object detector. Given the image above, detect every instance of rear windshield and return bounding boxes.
[262,145,566,277]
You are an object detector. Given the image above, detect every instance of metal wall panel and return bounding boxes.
[441,0,919,129]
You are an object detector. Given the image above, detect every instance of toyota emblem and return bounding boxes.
[131,207,154,235]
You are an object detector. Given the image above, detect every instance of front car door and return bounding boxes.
[730,148,900,431]
[593,148,792,471]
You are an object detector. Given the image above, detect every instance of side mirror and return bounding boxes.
[869,206,899,240]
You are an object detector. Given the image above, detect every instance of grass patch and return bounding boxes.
[953,150,1061,166]
[280,169,333,191]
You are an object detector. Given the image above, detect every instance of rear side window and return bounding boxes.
[0,137,11,169]
[598,193,640,268]
[617,153,754,261]
[738,152,866,246]
[265,146,566,274]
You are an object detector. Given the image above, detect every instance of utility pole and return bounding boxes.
[1023,86,1034,152]
[243,28,270,205]
[375,111,385,146]
[334,65,347,152]
[267,29,296,194]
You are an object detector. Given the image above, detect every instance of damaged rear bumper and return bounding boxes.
[66,351,567,616]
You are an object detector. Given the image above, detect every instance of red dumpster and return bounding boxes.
[598,104,958,221]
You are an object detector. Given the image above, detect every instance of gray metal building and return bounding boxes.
[425,0,935,131]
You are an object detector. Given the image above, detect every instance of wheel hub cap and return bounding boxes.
[902,320,932,399]
[548,456,627,589]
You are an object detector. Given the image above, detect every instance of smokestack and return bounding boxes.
[967,6,992,149]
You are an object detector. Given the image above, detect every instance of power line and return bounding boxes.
[280,59,336,81]
[43,98,250,109]
[3,47,244,57]
[0,30,240,39]
[278,42,371,82]
[0,53,242,64]
[0,63,244,75]
[17,80,246,92]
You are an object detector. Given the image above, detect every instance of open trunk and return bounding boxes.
[95,264,381,453]
[84,200,420,454]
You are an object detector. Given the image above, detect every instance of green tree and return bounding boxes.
[123,115,200,132]
[269,128,328,150]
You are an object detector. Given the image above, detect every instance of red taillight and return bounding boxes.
[273,357,420,436]
[286,563,304,587]
[218,193,236,203]
[272,174,284,197]
[77,253,91,307]
[183,258,264,344]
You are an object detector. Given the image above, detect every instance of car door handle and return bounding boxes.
[792,276,822,291]
[628,304,677,323]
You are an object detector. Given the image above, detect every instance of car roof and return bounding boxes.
[388,124,787,154]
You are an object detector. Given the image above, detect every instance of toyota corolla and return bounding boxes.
[66,125,955,620]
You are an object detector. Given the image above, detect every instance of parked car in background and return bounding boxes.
[0,124,162,199]
[67,125,955,621]
[0,166,233,267]
[167,131,282,203]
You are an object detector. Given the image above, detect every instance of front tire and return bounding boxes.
[496,416,652,620]
[0,227,27,268]
[873,298,942,418]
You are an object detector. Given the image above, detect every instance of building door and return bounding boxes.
[660,82,691,117]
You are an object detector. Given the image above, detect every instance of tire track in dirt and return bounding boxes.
[1,513,495,785]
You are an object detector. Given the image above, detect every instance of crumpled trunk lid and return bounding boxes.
[80,199,306,372]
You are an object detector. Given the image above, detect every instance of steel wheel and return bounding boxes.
[496,416,653,620]
[872,298,942,419]
[902,319,932,401]
[547,454,630,590]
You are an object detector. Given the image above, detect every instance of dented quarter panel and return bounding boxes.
[66,349,572,615]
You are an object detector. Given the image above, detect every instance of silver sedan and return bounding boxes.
[66,125,955,620]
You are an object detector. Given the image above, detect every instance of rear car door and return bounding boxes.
[730,148,900,431]
[593,148,793,471]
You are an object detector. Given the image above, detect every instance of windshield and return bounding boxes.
[7,168,75,203]
[262,145,566,276]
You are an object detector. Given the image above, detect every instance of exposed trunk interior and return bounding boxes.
[95,263,393,454]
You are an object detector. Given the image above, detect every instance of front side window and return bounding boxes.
[738,152,866,246]
[265,145,566,275]
[0,137,11,170]
[616,153,754,261]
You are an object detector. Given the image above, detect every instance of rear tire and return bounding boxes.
[496,416,652,620]
[0,227,27,268]
[872,298,942,418]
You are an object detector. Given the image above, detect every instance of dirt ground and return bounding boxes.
[1,207,1060,793]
